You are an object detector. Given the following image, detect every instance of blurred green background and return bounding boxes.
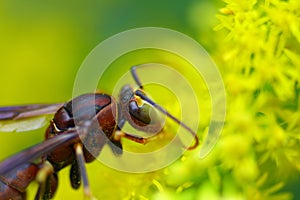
[1,0,300,200]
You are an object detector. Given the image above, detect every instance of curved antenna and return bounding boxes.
[131,66,143,89]
[134,90,199,150]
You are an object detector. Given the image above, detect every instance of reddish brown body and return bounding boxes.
[0,67,199,200]
[0,93,120,199]
[0,163,39,200]
[45,93,118,170]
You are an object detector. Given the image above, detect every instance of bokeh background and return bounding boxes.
[1,0,300,199]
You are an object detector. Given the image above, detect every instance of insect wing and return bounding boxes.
[0,103,63,132]
[0,130,79,175]
[0,103,63,120]
[0,116,50,132]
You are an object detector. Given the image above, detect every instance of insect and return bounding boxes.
[0,66,199,200]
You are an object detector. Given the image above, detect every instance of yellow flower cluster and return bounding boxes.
[151,0,300,199]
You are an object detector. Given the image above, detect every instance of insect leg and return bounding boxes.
[74,143,94,199]
[35,161,58,200]
[70,158,81,189]
[114,130,160,144]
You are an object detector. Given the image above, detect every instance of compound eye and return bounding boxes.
[126,94,164,133]
[128,101,153,125]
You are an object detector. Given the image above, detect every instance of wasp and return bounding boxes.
[0,66,199,199]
